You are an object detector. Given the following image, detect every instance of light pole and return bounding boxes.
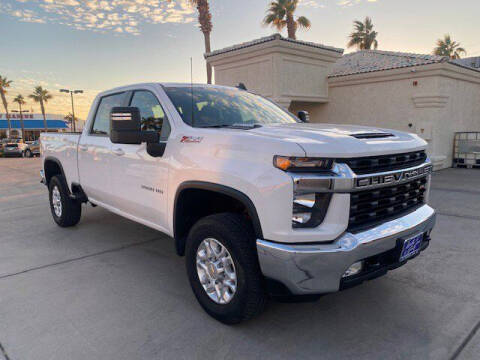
[60,89,83,132]
[12,109,29,140]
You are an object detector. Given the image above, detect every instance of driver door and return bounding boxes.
[109,89,171,230]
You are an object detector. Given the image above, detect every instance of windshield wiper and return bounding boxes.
[198,124,262,130]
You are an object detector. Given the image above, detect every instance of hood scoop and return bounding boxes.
[350,132,395,139]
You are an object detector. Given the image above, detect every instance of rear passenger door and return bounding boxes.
[109,89,171,230]
[78,92,127,205]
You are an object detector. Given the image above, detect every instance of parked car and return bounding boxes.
[2,139,30,157]
[26,140,40,157]
[40,83,436,324]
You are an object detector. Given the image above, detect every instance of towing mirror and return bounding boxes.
[110,107,159,144]
[298,111,310,123]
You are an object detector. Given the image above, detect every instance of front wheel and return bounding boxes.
[48,175,82,227]
[185,213,266,324]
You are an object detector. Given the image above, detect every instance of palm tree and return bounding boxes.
[64,112,78,130]
[188,0,213,84]
[0,76,13,137]
[433,35,466,59]
[347,17,378,50]
[12,94,26,140]
[28,86,52,131]
[263,0,311,40]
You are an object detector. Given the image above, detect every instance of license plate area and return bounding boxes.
[400,233,424,262]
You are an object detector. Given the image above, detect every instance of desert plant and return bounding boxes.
[263,0,310,40]
[347,17,378,50]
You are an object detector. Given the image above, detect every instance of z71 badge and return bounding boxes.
[180,136,203,143]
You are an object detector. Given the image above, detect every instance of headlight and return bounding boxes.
[292,192,332,228]
[274,156,333,172]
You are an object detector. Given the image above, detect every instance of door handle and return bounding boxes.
[78,144,88,152]
[112,148,125,156]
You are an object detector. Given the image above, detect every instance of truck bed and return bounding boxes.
[40,132,81,189]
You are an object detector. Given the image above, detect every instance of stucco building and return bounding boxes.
[206,34,480,170]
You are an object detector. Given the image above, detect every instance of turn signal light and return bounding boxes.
[274,156,333,172]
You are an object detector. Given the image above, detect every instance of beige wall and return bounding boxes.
[207,36,342,108]
[290,64,480,170]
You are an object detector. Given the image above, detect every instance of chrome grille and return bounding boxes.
[339,151,427,175]
[348,177,428,231]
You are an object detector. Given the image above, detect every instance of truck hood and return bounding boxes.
[246,123,427,157]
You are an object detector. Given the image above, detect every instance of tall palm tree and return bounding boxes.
[347,17,378,50]
[263,0,311,40]
[167,0,214,83]
[188,0,213,84]
[0,76,13,137]
[13,94,26,140]
[433,35,466,59]
[29,86,52,131]
[64,112,77,130]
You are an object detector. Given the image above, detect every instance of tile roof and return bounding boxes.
[450,56,480,71]
[329,50,449,77]
[205,33,344,58]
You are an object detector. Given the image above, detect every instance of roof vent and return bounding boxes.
[351,132,395,139]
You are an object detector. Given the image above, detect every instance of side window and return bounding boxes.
[130,91,171,141]
[91,93,125,135]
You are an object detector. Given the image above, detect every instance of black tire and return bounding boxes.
[185,213,266,324]
[25,149,32,158]
[48,175,82,227]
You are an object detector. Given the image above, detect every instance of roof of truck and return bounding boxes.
[97,83,243,97]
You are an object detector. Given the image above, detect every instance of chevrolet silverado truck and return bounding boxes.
[40,83,436,324]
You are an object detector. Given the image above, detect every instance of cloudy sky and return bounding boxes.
[0,0,478,119]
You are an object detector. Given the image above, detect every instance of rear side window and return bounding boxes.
[130,90,171,141]
[91,93,125,135]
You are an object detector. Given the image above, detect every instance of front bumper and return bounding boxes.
[257,204,436,295]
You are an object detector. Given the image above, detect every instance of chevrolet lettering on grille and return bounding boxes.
[355,165,433,189]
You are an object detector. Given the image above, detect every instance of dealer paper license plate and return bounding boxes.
[400,233,424,262]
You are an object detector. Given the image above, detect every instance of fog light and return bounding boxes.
[342,261,363,278]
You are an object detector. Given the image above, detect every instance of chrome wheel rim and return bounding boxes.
[52,186,62,217]
[196,238,237,304]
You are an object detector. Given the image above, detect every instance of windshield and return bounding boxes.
[164,86,299,128]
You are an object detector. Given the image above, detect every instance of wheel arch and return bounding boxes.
[173,181,263,256]
[43,157,67,188]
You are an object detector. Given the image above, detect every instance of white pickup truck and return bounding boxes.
[40,83,436,324]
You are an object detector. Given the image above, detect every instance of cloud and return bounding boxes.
[0,0,196,35]
[337,0,378,6]
[0,3,47,23]
[299,0,379,7]
[299,0,326,8]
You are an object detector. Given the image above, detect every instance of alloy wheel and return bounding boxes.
[196,238,237,304]
[52,186,62,217]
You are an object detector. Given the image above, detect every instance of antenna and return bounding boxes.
[190,57,195,128]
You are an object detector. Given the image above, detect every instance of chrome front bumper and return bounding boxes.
[257,204,436,295]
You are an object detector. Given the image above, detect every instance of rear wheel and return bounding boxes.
[48,175,82,227]
[185,213,266,324]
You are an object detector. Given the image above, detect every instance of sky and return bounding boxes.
[0,0,479,120]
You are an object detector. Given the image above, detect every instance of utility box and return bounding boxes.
[453,132,480,169]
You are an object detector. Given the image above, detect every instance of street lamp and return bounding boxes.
[12,109,29,140]
[60,89,83,132]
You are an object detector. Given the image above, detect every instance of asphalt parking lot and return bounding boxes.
[0,158,479,360]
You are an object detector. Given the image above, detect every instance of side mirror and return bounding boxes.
[110,107,159,144]
[298,111,310,123]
